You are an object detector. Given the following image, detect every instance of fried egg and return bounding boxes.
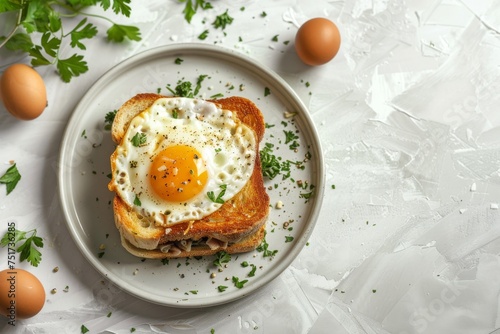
[110,97,257,226]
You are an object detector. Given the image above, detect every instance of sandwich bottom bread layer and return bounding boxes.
[119,225,266,259]
[109,93,270,258]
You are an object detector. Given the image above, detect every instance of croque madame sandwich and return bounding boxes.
[108,93,270,258]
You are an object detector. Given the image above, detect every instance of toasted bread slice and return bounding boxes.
[109,94,269,258]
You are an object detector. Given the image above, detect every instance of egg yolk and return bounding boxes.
[149,145,208,202]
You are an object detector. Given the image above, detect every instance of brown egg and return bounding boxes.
[0,268,45,320]
[295,18,341,66]
[0,64,47,120]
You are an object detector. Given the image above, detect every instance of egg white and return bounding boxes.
[111,97,257,226]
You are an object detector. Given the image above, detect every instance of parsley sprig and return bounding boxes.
[0,228,44,267]
[0,0,141,82]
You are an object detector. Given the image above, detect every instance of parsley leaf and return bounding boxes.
[207,184,226,204]
[179,0,213,23]
[217,285,227,292]
[1,33,33,52]
[107,24,141,42]
[0,164,21,195]
[29,45,51,66]
[131,132,147,147]
[0,229,44,267]
[70,18,98,50]
[0,1,24,11]
[40,32,60,58]
[81,325,89,334]
[110,0,133,17]
[57,54,89,83]
[104,110,117,130]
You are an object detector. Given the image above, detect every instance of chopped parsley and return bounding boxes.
[285,236,294,243]
[259,143,280,179]
[174,57,184,64]
[172,108,179,119]
[272,34,279,42]
[213,250,231,267]
[213,9,234,29]
[210,93,224,99]
[232,276,248,289]
[207,184,227,204]
[260,11,267,17]
[0,163,21,195]
[284,130,299,145]
[133,194,142,206]
[217,285,228,292]
[198,29,209,40]
[130,132,147,147]
[239,261,257,276]
[169,81,193,97]
[194,74,208,96]
[299,191,314,202]
[168,74,208,97]
[256,231,278,258]
[264,87,271,96]
[81,325,89,334]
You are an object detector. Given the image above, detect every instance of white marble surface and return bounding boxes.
[1,0,500,333]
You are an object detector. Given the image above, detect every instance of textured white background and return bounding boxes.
[1,0,500,333]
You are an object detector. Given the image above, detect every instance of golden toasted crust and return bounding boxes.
[109,94,269,257]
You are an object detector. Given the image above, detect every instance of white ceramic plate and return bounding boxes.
[59,43,324,307]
